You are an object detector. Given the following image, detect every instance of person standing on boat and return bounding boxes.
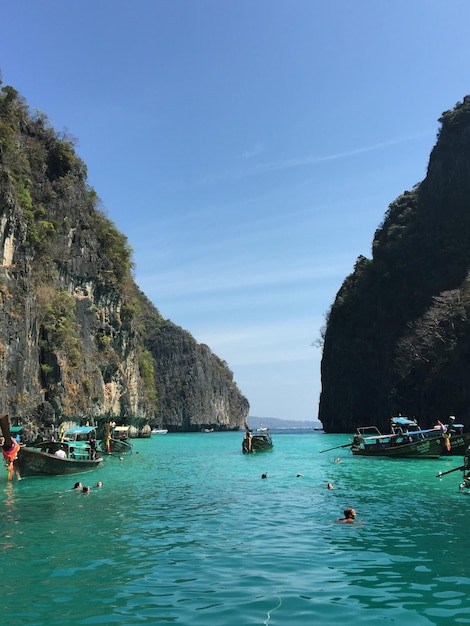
[89,438,97,460]
[243,429,252,453]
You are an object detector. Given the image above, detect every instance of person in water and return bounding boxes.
[337,507,356,523]
[72,481,82,490]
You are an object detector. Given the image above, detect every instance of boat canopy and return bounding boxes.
[392,417,417,426]
[114,426,130,433]
[65,426,96,436]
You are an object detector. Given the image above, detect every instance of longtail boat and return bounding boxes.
[98,423,133,455]
[14,439,102,478]
[14,426,102,478]
[242,427,273,454]
[350,416,467,459]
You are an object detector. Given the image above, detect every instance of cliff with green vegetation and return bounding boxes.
[0,79,248,433]
[319,96,470,433]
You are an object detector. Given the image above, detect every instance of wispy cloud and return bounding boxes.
[192,317,322,366]
[247,132,432,176]
[137,259,347,300]
[241,141,266,159]
[200,131,432,185]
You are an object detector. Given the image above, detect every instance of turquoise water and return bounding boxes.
[1,431,470,625]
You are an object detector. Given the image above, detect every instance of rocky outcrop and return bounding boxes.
[0,81,249,431]
[147,319,248,431]
[319,96,470,433]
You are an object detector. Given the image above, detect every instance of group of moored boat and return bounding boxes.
[0,414,134,480]
[350,415,470,459]
[317,414,470,493]
[4,408,470,487]
[320,415,470,460]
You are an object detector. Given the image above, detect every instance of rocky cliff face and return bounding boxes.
[0,81,248,432]
[149,320,249,431]
[319,96,470,433]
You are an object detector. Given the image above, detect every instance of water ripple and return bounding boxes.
[1,433,470,624]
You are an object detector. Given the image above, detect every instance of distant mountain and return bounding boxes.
[248,416,320,430]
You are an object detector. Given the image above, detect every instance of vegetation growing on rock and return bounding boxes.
[0,77,248,433]
[319,96,470,433]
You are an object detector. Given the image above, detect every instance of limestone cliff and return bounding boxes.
[0,81,248,431]
[319,96,470,433]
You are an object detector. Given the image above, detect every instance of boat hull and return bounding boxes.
[15,447,102,477]
[351,436,442,459]
[242,431,273,454]
[440,433,470,456]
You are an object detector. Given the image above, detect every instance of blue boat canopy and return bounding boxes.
[392,417,417,426]
[65,426,96,435]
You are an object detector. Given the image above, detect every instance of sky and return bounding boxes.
[1,1,470,422]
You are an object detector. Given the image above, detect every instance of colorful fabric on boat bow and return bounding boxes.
[2,439,20,480]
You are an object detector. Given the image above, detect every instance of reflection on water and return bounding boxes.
[1,432,470,624]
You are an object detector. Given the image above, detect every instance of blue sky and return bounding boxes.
[2,1,470,421]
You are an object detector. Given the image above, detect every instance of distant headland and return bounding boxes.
[248,416,322,430]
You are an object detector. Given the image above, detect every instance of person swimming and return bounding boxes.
[337,507,356,523]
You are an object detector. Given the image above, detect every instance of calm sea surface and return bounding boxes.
[1,430,470,625]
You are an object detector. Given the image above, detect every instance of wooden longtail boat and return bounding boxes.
[242,428,273,454]
[351,426,443,458]
[14,439,102,478]
[98,423,133,455]
[350,416,468,459]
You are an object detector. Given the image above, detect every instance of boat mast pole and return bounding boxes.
[0,413,14,448]
[318,442,353,453]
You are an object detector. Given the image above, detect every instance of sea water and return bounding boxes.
[1,431,470,626]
